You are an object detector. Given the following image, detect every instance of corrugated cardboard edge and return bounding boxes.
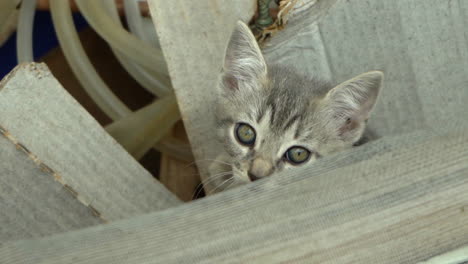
[0,124,107,223]
[0,63,107,221]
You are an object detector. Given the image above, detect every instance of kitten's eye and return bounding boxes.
[285,146,311,165]
[235,123,256,146]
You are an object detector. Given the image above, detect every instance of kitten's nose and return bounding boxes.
[248,158,273,181]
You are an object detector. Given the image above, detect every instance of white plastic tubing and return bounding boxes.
[100,0,171,97]
[74,0,167,74]
[50,0,130,120]
[44,0,191,161]
[16,0,35,63]
[123,0,150,44]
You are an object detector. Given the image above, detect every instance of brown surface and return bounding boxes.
[159,121,200,201]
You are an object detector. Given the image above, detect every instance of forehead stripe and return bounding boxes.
[269,103,277,125]
[282,114,301,132]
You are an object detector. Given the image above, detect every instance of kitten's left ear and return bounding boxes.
[322,71,383,140]
[221,21,267,91]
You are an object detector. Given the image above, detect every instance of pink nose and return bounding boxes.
[248,158,273,181]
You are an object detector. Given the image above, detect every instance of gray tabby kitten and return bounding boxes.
[207,21,383,193]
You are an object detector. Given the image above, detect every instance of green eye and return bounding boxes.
[235,123,256,146]
[285,146,311,165]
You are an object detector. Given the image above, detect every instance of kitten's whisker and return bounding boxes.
[230,167,244,179]
[179,159,232,173]
[170,168,224,180]
[188,158,237,199]
[192,159,233,167]
[199,172,232,187]
[192,185,205,200]
[204,159,233,166]
[183,157,234,199]
[209,177,235,195]
[205,171,232,179]
[223,178,237,192]
[169,159,233,198]
[232,166,242,174]
[192,172,233,199]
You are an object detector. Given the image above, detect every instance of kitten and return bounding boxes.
[206,21,383,193]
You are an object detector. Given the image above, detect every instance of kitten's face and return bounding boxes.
[213,22,383,184]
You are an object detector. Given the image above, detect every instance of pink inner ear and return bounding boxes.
[223,74,239,91]
[338,117,360,136]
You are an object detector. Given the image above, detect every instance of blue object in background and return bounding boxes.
[0,10,88,79]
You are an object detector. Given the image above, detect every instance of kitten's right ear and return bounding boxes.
[321,71,383,142]
[221,21,267,91]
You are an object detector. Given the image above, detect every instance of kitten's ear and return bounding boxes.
[322,71,383,140]
[221,21,267,91]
